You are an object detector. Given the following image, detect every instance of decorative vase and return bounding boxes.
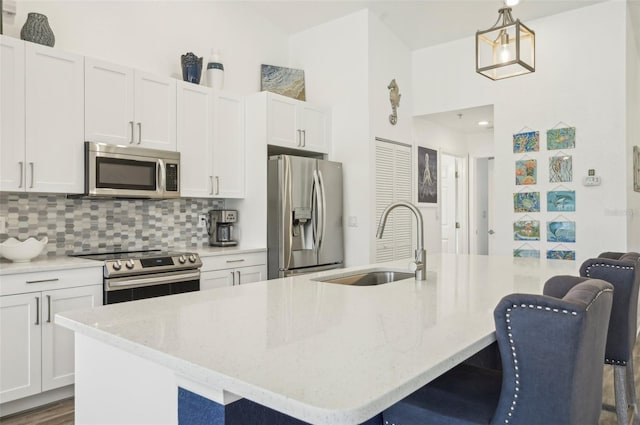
[181,52,203,85]
[20,12,55,47]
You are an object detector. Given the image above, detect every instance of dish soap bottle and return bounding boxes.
[206,49,224,90]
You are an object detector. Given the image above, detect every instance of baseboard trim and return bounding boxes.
[0,385,74,418]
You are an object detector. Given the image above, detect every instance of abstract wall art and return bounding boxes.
[547,221,576,243]
[547,127,576,150]
[513,220,540,241]
[417,146,438,204]
[513,131,539,153]
[514,249,541,259]
[515,159,537,185]
[546,250,576,261]
[549,155,573,182]
[513,192,540,213]
[261,64,306,101]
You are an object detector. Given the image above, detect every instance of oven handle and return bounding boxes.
[105,270,200,291]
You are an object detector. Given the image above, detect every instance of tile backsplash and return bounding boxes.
[0,192,224,256]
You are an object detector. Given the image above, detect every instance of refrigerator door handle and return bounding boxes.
[283,156,293,270]
[312,169,321,250]
[315,169,325,250]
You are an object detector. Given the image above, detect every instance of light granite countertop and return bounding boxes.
[56,254,578,425]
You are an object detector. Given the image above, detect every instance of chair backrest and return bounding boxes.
[580,252,640,364]
[491,278,613,425]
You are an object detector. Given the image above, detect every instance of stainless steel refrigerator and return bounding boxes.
[267,155,344,279]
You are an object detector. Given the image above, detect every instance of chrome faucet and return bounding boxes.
[376,201,426,281]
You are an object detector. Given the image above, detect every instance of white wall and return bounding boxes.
[4,1,289,94]
[627,3,640,251]
[289,10,371,267]
[413,1,629,263]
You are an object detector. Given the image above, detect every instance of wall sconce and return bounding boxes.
[476,6,535,80]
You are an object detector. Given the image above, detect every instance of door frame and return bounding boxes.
[440,152,469,254]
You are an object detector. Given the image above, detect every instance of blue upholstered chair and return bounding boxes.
[382,278,613,425]
[577,252,640,425]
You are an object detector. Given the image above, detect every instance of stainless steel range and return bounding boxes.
[71,249,202,304]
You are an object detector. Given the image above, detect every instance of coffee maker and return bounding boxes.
[207,210,238,247]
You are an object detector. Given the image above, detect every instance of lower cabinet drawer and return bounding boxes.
[0,267,103,296]
[201,251,266,272]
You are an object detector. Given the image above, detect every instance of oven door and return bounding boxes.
[104,270,200,305]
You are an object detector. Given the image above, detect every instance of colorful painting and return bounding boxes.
[513,131,540,153]
[546,250,576,261]
[513,192,540,213]
[547,221,576,243]
[549,155,573,182]
[547,127,576,150]
[514,249,540,258]
[261,64,306,101]
[634,146,640,192]
[515,159,537,185]
[547,190,576,212]
[418,146,438,204]
[513,220,540,241]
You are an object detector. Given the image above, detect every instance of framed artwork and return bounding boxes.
[546,250,576,261]
[547,127,576,150]
[261,64,306,101]
[513,220,540,241]
[635,146,640,192]
[549,155,573,182]
[513,131,539,153]
[513,192,540,212]
[514,249,540,258]
[515,159,537,185]
[547,190,576,212]
[418,146,438,205]
[547,221,576,243]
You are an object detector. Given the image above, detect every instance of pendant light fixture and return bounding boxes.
[476,2,535,80]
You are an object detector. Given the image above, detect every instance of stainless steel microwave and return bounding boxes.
[84,142,180,199]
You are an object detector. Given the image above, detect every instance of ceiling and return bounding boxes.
[418,104,495,134]
[246,0,609,51]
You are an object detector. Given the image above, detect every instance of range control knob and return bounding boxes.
[112,260,122,271]
[189,254,197,263]
[126,259,135,270]
[178,255,186,264]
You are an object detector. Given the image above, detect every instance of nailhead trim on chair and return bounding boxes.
[584,263,634,365]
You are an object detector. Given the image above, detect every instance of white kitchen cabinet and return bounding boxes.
[177,82,214,198]
[200,251,267,291]
[0,267,102,404]
[0,37,84,193]
[264,92,329,154]
[85,57,176,151]
[177,87,245,199]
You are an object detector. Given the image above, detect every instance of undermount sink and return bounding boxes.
[314,269,415,286]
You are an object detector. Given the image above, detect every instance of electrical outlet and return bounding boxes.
[198,214,208,228]
[0,217,6,233]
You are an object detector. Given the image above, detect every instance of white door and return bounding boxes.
[0,293,41,403]
[41,285,102,392]
[84,58,135,145]
[441,154,458,253]
[213,92,245,198]
[267,94,299,149]
[200,269,233,291]
[472,158,490,255]
[299,104,328,153]
[134,71,177,150]
[25,43,84,194]
[177,82,214,198]
[236,265,267,285]
[487,158,496,255]
[0,36,26,191]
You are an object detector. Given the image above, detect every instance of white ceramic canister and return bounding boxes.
[206,49,224,90]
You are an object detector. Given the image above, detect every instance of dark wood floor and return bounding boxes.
[2,344,640,425]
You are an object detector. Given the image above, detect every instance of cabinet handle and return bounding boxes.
[35,296,40,325]
[129,121,134,144]
[137,122,142,144]
[26,278,59,284]
[29,162,34,188]
[297,129,302,147]
[46,295,52,323]
[230,271,235,286]
[302,130,306,147]
[236,271,241,285]
[18,161,24,188]
[226,259,245,263]
[209,176,214,195]
[215,176,220,195]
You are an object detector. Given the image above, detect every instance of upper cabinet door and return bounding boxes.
[134,71,176,151]
[177,82,214,198]
[85,57,135,145]
[213,92,245,198]
[299,103,329,154]
[0,36,26,192]
[267,94,299,149]
[25,43,84,194]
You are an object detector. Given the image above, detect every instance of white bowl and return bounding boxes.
[0,237,48,263]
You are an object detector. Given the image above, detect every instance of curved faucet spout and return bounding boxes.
[376,201,426,281]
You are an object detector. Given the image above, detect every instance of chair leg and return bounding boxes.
[625,357,640,425]
[615,365,631,425]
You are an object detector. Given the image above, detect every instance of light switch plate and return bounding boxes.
[582,176,601,186]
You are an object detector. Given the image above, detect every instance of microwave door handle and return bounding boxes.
[158,159,166,194]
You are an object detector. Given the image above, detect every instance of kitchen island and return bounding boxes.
[56,254,577,425]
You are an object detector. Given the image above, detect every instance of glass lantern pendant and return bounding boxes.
[476,7,535,80]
